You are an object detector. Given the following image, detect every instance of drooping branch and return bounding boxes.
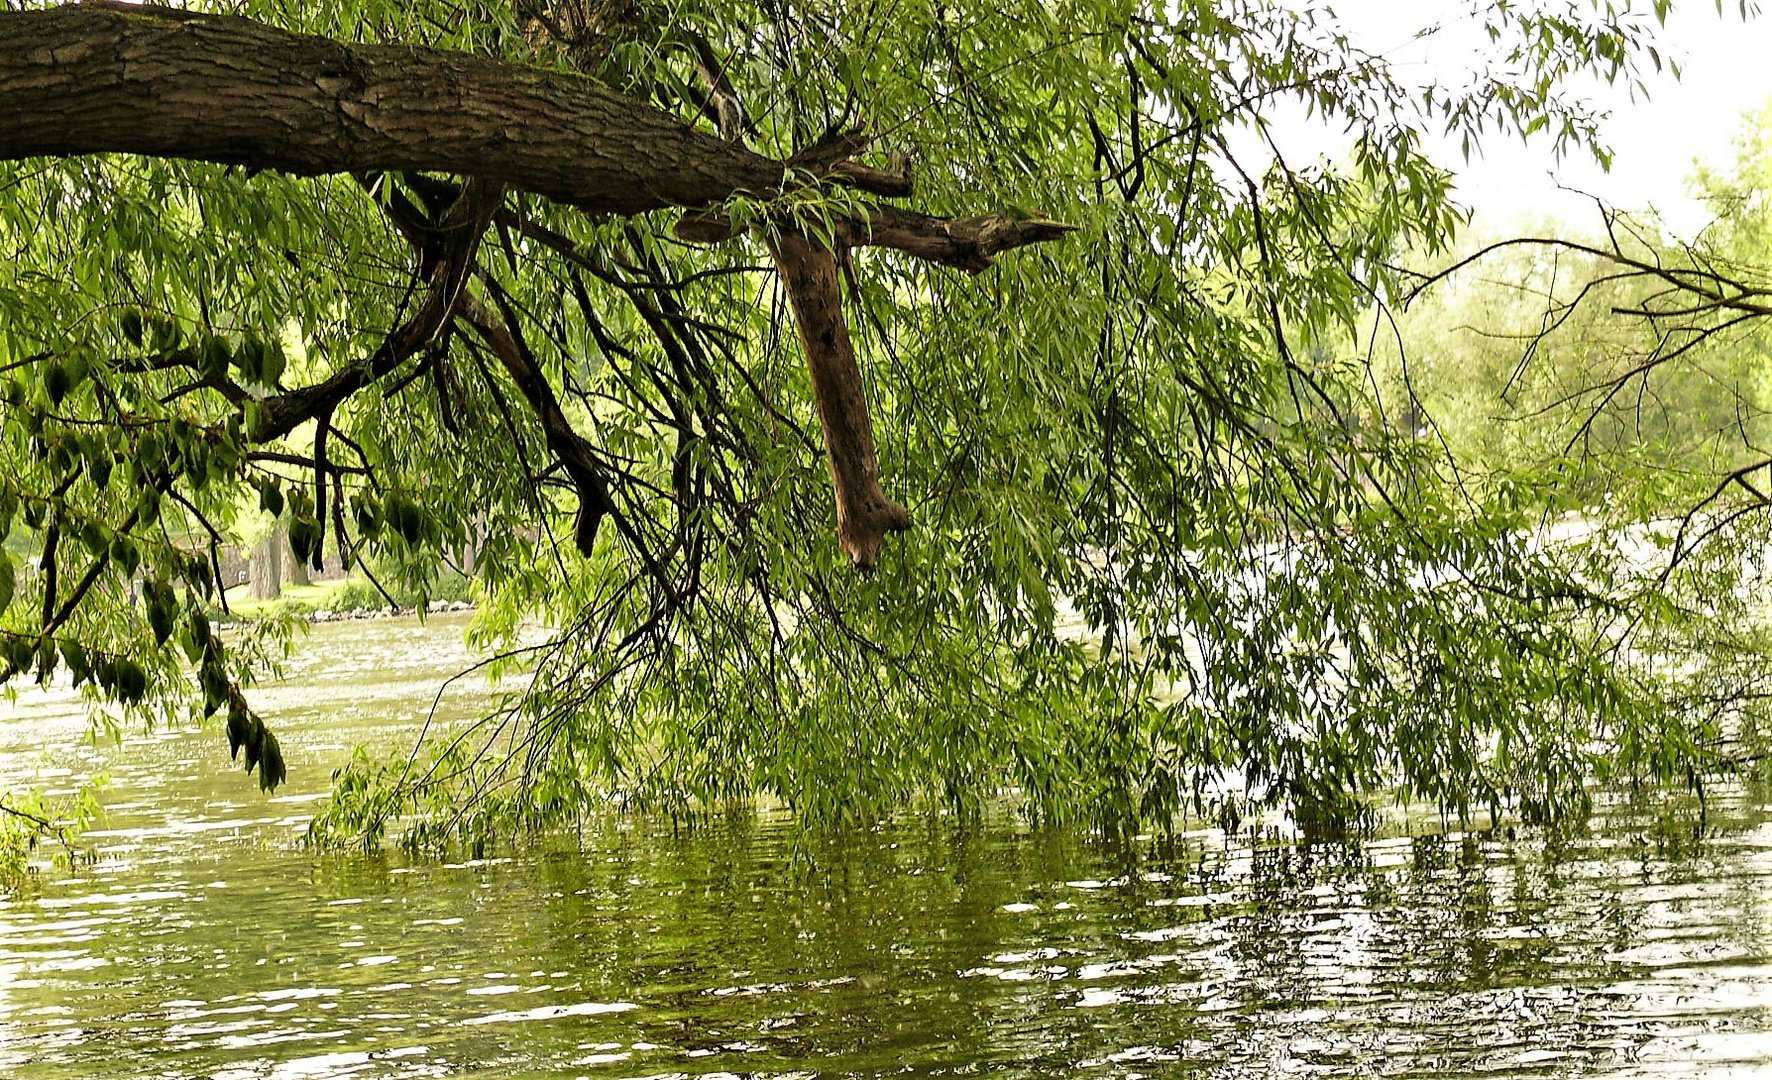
[456,292,614,561]
[717,204,1070,568]
[769,229,911,569]
[349,171,622,563]
[253,176,504,440]
[659,48,918,568]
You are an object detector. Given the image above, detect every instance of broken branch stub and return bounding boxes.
[768,229,911,569]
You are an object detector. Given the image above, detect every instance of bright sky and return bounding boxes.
[1281,1,1772,237]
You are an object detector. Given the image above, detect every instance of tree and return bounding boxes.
[0,0,1762,851]
[251,520,283,600]
[1366,218,1771,502]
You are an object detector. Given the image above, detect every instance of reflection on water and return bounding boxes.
[2,614,1771,1077]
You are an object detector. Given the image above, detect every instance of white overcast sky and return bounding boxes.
[1269,1,1772,237]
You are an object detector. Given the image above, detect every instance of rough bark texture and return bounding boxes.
[250,525,282,600]
[677,207,1077,275]
[769,230,911,569]
[283,536,312,588]
[0,2,782,215]
[843,208,1078,274]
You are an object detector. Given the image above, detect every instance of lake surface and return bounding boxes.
[2,614,1770,1078]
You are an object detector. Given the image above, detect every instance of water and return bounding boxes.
[2,615,1771,1078]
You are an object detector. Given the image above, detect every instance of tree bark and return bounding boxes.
[283,534,311,587]
[250,524,282,600]
[769,230,910,569]
[0,2,782,215]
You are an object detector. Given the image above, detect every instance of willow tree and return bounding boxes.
[0,0,1762,849]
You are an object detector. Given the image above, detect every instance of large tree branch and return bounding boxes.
[0,2,783,215]
[2,5,1074,269]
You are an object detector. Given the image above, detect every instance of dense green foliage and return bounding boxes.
[1,0,1769,854]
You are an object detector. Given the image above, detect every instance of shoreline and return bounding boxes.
[301,599,476,623]
[217,598,476,628]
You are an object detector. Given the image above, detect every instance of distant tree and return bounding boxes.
[250,523,283,601]
[1370,218,1770,501]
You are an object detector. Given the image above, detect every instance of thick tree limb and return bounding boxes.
[1,5,1071,269]
[843,208,1078,273]
[0,2,782,215]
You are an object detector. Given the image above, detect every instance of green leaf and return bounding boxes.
[199,336,232,382]
[226,695,248,759]
[185,608,212,664]
[59,641,91,686]
[288,516,321,565]
[113,658,148,704]
[145,582,175,647]
[110,536,139,577]
[199,655,229,717]
[42,361,71,406]
[259,480,285,518]
[258,731,286,792]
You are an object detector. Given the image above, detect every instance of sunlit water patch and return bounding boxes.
[2,614,1770,1077]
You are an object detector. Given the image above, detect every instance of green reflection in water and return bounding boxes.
[1,615,1770,1078]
